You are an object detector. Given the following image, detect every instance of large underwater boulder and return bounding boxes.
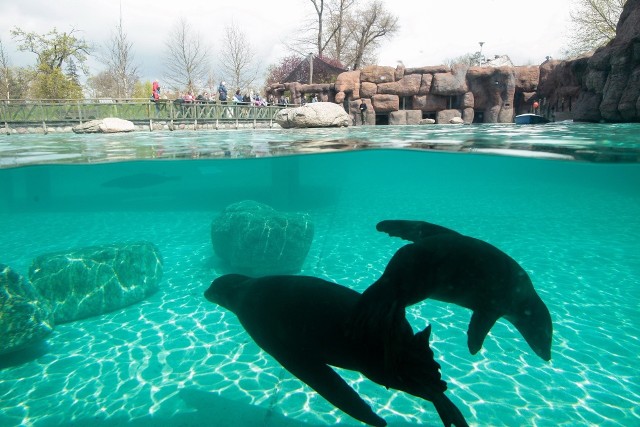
[29,242,163,323]
[0,264,54,355]
[275,102,351,128]
[211,200,314,275]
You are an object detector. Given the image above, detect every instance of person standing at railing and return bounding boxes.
[218,82,228,104]
[151,80,161,114]
[233,89,243,104]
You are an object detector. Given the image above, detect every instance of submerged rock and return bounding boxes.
[275,102,350,128]
[0,264,54,355]
[211,200,314,275]
[29,242,163,323]
[72,117,135,134]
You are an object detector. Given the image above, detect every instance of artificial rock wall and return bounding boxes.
[266,0,639,124]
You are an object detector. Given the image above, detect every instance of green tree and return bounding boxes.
[11,27,89,99]
[32,65,83,100]
[131,80,153,99]
[564,0,627,58]
[11,27,90,72]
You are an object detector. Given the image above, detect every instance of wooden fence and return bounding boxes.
[0,98,288,131]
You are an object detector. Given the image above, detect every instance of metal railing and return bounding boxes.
[0,98,288,131]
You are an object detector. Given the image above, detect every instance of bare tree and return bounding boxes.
[1,39,34,100]
[86,70,117,98]
[163,18,210,93]
[311,0,328,55]
[285,0,350,59]
[324,0,358,65]
[286,0,397,70]
[99,8,139,98]
[349,0,399,70]
[564,0,626,58]
[218,23,258,91]
[0,39,11,100]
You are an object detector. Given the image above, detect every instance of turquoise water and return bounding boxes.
[1,124,639,427]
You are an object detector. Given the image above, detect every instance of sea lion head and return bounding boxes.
[506,295,553,361]
[204,274,251,311]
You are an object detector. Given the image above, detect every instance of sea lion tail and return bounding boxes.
[430,393,470,427]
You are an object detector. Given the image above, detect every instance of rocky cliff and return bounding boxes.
[539,0,640,122]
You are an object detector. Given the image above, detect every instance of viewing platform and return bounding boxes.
[0,99,289,134]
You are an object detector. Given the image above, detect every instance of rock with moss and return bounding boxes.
[211,200,314,275]
[29,242,163,323]
[0,264,54,355]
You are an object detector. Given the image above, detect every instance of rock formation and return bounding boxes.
[72,117,136,133]
[539,0,640,122]
[264,0,638,124]
[275,102,351,128]
[29,242,163,323]
[268,62,542,124]
[0,264,54,355]
[211,200,314,275]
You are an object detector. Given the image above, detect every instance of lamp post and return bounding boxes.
[478,42,485,66]
[308,53,314,84]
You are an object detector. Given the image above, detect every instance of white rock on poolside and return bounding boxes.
[275,102,351,128]
[72,117,135,134]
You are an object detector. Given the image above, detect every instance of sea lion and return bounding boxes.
[204,274,469,427]
[352,220,553,361]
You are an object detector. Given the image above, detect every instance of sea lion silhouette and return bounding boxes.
[205,274,469,427]
[352,220,553,361]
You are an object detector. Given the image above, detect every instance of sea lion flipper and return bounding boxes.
[467,311,499,355]
[276,356,387,427]
[376,220,460,242]
[430,393,470,427]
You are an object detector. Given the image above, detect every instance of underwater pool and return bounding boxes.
[0,124,639,427]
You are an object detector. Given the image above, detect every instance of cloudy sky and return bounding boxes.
[0,0,575,86]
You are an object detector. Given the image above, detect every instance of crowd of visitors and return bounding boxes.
[150,80,301,108]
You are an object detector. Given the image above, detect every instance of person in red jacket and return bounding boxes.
[152,80,160,100]
[151,80,161,115]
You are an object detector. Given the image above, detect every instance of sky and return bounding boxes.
[0,0,575,88]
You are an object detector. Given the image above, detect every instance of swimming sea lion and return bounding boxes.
[205,274,469,427]
[352,220,553,361]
